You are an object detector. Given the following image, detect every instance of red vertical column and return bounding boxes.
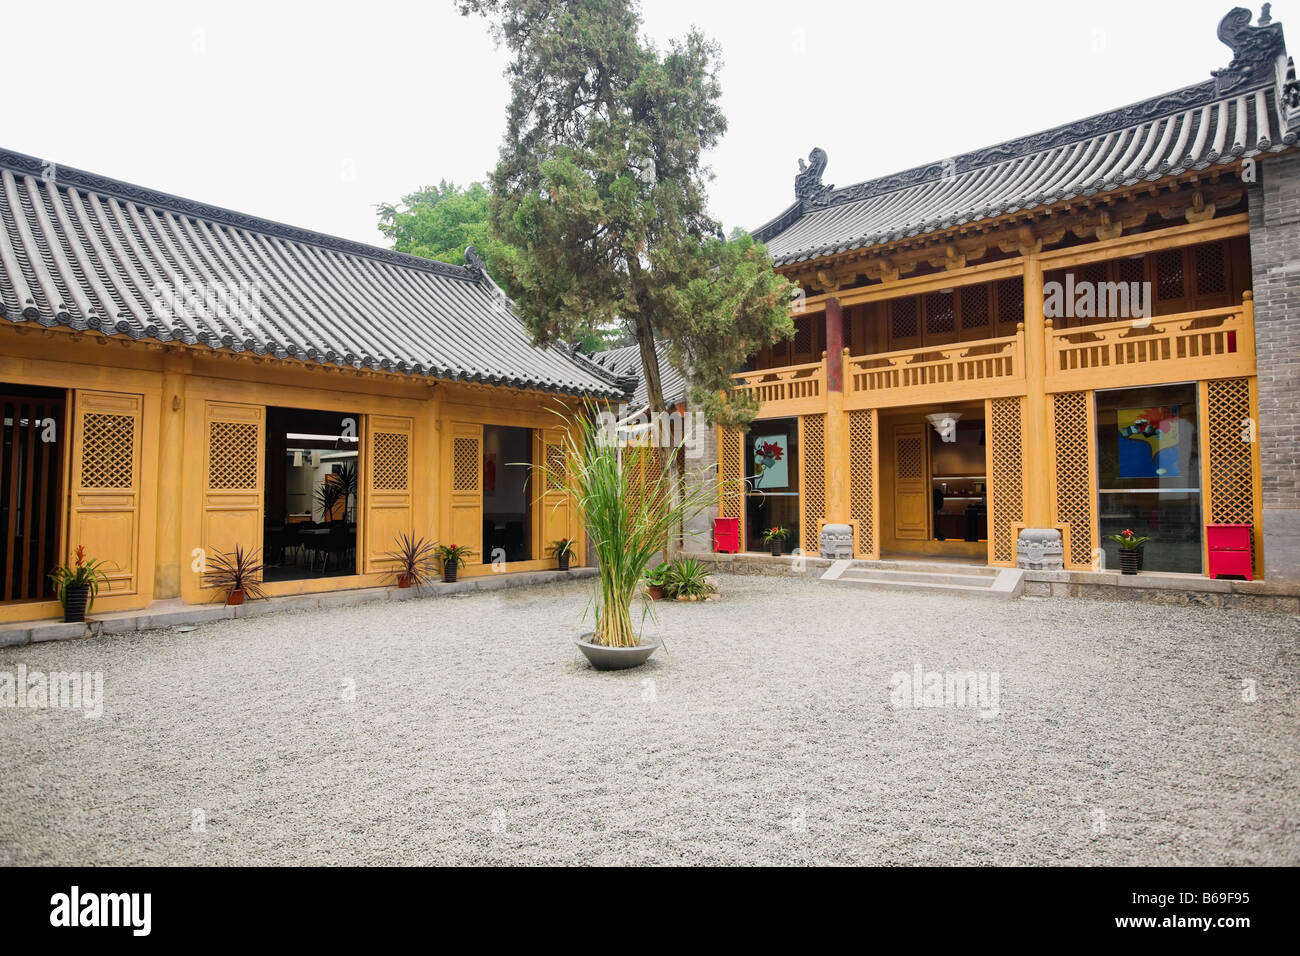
[825,297,843,390]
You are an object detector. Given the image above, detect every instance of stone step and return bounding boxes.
[821,560,1024,600]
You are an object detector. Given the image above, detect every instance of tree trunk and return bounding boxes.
[629,275,682,560]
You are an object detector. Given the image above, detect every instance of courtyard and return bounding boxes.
[0,574,1296,866]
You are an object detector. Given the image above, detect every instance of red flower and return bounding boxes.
[74,545,86,568]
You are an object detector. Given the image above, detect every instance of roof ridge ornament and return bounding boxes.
[463,245,487,280]
[1212,5,1287,96]
[794,148,833,205]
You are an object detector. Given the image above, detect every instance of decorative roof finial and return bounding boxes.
[1212,6,1287,95]
[794,148,833,205]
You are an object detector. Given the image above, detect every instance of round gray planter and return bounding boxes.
[575,633,661,670]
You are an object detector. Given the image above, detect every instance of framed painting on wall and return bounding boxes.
[752,434,789,489]
[1117,406,1181,479]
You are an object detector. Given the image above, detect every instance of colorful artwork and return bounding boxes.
[752,435,788,488]
[1118,406,1181,478]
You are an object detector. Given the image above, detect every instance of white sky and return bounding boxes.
[6,0,1248,248]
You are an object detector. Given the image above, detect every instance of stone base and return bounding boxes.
[1016,528,1064,571]
[819,523,854,560]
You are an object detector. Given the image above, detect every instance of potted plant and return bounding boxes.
[48,545,113,623]
[202,545,267,605]
[643,563,671,600]
[760,526,790,557]
[550,538,576,572]
[666,557,717,602]
[384,531,439,589]
[436,544,472,583]
[536,400,721,670]
[1107,529,1150,575]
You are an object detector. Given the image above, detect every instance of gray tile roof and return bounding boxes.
[589,341,689,411]
[754,9,1300,268]
[0,148,624,398]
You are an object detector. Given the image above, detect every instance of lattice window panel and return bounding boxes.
[207,420,258,489]
[996,278,1023,329]
[849,410,875,557]
[371,432,409,491]
[793,316,812,354]
[1078,262,1107,290]
[896,436,923,480]
[1206,378,1256,527]
[1155,249,1184,301]
[452,437,479,492]
[800,415,826,554]
[925,292,955,335]
[544,442,565,492]
[1053,391,1095,568]
[718,427,744,520]
[960,285,989,330]
[1195,243,1227,295]
[891,297,919,339]
[79,413,134,489]
[1117,256,1145,287]
[989,398,1024,565]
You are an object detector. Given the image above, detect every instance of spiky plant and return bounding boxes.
[384,530,440,588]
[537,401,727,648]
[202,545,267,602]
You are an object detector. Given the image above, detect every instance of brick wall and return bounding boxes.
[1248,150,1300,581]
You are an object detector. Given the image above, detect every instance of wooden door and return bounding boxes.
[68,390,143,597]
[535,427,573,561]
[449,422,483,564]
[201,401,264,574]
[892,423,930,540]
[363,415,414,573]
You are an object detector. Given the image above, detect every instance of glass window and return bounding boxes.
[744,418,799,552]
[1095,384,1202,573]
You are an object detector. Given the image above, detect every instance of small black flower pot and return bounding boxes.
[443,560,459,583]
[62,584,91,622]
[558,553,571,572]
[769,542,783,557]
[1119,548,1143,575]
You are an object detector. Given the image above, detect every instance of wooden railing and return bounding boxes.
[731,296,1256,417]
[1046,301,1255,390]
[845,332,1025,408]
[730,360,826,415]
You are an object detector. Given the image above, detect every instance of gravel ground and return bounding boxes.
[1,573,1297,866]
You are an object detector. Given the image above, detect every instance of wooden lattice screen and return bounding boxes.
[371,431,410,491]
[1052,391,1097,569]
[718,425,744,519]
[848,409,876,558]
[1205,378,1259,561]
[987,397,1025,566]
[799,414,826,554]
[207,419,259,490]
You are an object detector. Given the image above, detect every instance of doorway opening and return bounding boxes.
[263,407,359,581]
[881,406,988,562]
[482,425,533,563]
[1,385,65,603]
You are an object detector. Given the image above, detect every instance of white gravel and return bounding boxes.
[1,573,1296,866]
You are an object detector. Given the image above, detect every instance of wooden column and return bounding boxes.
[824,297,848,525]
[154,350,190,598]
[1022,254,1051,528]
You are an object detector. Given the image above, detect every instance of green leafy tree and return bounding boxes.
[460,0,793,426]
[376,181,503,272]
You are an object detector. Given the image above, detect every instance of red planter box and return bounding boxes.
[713,517,739,554]
[1207,522,1253,580]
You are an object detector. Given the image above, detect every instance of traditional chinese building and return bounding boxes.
[0,150,628,623]
[729,6,1300,584]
